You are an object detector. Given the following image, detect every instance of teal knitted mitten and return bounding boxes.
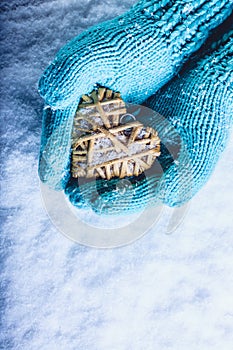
[38,0,233,213]
[65,27,233,214]
[144,28,233,207]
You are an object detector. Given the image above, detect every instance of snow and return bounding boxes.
[1,1,233,349]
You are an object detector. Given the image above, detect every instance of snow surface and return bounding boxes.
[1,1,233,349]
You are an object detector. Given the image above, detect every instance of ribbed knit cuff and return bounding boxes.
[133,0,233,66]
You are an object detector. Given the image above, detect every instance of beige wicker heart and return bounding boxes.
[71,87,160,180]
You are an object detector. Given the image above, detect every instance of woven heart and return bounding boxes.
[71,88,160,180]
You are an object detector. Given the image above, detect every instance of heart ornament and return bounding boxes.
[71,87,161,180]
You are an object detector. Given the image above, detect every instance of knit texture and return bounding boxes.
[38,0,233,214]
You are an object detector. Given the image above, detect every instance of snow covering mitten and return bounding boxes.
[38,0,233,213]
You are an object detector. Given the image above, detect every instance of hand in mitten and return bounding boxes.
[145,24,233,207]
[38,0,232,214]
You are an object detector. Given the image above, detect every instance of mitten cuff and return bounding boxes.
[132,0,232,66]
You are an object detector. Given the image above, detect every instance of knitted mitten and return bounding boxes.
[38,0,232,212]
[145,27,233,208]
[65,27,233,214]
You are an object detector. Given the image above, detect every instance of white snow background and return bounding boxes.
[1,1,233,349]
